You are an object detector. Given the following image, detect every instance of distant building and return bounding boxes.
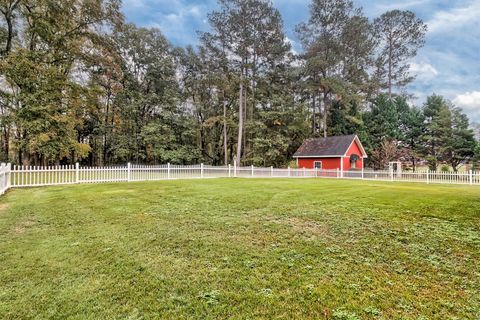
[293,135,367,170]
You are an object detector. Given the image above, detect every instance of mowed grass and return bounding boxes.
[0,179,479,319]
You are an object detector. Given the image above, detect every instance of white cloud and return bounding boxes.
[454,91,480,109]
[453,91,480,122]
[376,0,432,11]
[285,37,298,55]
[410,62,438,80]
[122,0,210,45]
[427,1,480,33]
[354,0,432,16]
[122,0,148,9]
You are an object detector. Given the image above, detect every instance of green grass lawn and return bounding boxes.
[1,179,479,319]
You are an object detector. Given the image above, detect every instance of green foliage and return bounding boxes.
[327,101,364,137]
[363,94,426,169]
[200,0,293,166]
[0,0,121,165]
[0,48,91,163]
[295,0,377,136]
[422,95,476,171]
[364,95,401,149]
[473,143,480,171]
[248,107,310,167]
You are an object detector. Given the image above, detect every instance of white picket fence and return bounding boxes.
[0,163,477,194]
[0,163,11,195]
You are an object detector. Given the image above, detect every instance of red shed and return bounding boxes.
[293,135,367,171]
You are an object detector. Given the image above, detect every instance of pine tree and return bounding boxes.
[373,10,427,97]
[201,0,291,166]
[295,0,376,137]
[422,95,449,171]
[443,107,476,172]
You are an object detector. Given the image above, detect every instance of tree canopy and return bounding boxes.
[0,0,477,171]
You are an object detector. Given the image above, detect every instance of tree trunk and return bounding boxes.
[3,127,9,162]
[4,12,13,54]
[323,92,328,138]
[251,55,256,121]
[223,90,228,166]
[388,37,393,98]
[236,68,244,167]
[1,0,20,55]
[312,93,316,134]
[103,114,108,165]
[243,77,247,161]
[242,64,248,162]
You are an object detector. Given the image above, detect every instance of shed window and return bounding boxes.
[350,154,360,169]
[314,161,322,169]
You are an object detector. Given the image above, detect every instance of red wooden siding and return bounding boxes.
[297,139,364,170]
[343,139,364,170]
[298,157,341,170]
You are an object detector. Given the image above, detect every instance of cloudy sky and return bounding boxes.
[121,0,480,122]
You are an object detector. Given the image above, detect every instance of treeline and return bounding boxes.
[0,0,478,170]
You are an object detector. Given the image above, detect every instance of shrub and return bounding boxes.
[440,164,450,172]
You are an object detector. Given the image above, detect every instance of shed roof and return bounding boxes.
[293,134,367,158]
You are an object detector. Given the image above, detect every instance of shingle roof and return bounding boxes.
[293,135,358,157]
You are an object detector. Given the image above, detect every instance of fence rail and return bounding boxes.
[0,163,478,194]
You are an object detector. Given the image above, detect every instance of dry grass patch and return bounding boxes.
[283,216,331,240]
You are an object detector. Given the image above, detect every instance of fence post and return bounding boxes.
[75,162,79,183]
[361,167,364,180]
[469,170,473,185]
[6,163,11,189]
[390,168,394,182]
[234,161,237,177]
[426,169,430,184]
[167,163,171,180]
[288,166,291,177]
[127,162,131,182]
[228,164,231,178]
[0,163,4,192]
[336,168,339,179]
[201,163,204,178]
[271,166,273,177]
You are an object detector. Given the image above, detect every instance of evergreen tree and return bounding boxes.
[401,106,425,171]
[473,143,480,171]
[373,10,427,97]
[200,0,291,166]
[364,95,400,149]
[422,95,449,171]
[442,107,476,172]
[295,0,376,137]
[327,101,364,138]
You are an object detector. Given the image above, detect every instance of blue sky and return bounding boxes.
[122,0,480,122]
